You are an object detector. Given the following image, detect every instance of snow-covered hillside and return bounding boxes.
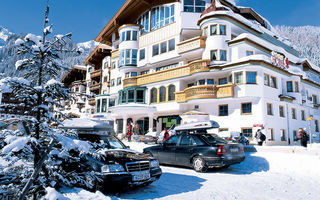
[0,26,97,77]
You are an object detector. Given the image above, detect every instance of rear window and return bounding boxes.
[200,134,228,144]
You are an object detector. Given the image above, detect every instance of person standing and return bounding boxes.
[163,128,170,142]
[239,133,246,146]
[255,129,265,146]
[127,123,132,142]
[298,128,309,147]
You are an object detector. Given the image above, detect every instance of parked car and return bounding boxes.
[143,121,245,172]
[61,118,162,190]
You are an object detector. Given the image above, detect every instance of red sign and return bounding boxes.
[253,124,264,127]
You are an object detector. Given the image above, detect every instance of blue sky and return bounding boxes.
[0,0,319,42]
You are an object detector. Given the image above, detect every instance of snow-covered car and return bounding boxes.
[78,133,162,191]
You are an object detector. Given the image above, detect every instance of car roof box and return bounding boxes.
[174,120,219,131]
[60,118,113,131]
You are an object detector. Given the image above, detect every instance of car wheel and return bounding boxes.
[192,156,208,172]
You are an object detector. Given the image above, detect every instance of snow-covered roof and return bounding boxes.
[60,118,112,130]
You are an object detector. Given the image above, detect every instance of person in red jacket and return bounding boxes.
[127,123,132,142]
[163,128,170,142]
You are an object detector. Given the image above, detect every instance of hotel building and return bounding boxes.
[83,0,320,145]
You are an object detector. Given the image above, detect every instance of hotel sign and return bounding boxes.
[271,51,289,69]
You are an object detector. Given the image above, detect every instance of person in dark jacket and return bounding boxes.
[298,128,309,147]
[163,128,170,142]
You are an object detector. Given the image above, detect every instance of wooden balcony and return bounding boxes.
[176,84,235,103]
[88,97,95,106]
[123,77,138,88]
[177,36,206,54]
[123,59,210,88]
[111,49,119,59]
[89,83,101,92]
[90,69,102,79]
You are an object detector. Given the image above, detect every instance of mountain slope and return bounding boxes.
[0,26,97,78]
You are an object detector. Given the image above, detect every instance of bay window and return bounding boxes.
[120,49,138,66]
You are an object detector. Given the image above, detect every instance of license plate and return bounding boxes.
[230,148,238,153]
[131,170,150,181]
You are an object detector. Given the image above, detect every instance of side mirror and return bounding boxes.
[126,146,130,149]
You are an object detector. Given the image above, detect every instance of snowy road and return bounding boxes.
[61,142,320,200]
[116,151,320,200]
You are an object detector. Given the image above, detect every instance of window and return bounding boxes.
[207,79,214,85]
[211,50,217,61]
[219,78,227,85]
[112,62,116,69]
[220,25,226,35]
[125,72,130,78]
[96,99,101,113]
[128,90,135,102]
[141,70,149,75]
[267,103,273,115]
[121,32,125,42]
[168,85,176,101]
[246,50,253,56]
[313,95,318,104]
[160,86,166,102]
[132,31,138,41]
[131,72,137,77]
[104,76,108,82]
[120,49,138,66]
[111,79,115,86]
[199,79,205,85]
[101,99,107,112]
[281,129,286,141]
[151,5,175,31]
[242,128,253,137]
[152,44,159,56]
[241,103,252,114]
[219,105,228,116]
[136,11,149,34]
[117,77,122,85]
[169,39,175,51]
[150,88,158,103]
[287,81,293,92]
[270,76,277,88]
[109,98,115,107]
[246,72,257,84]
[316,120,319,132]
[184,0,206,13]
[269,128,274,141]
[179,135,194,146]
[264,74,270,86]
[136,90,144,103]
[210,25,217,35]
[292,108,296,119]
[301,110,306,121]
[279,106,285,117]
[161,42,167,54]
[295,81,299,92]
[188,83,195,87]
[164,135,179,146]
[235,72,243,84]
[140,49,145,60]
[126,31,131,41]
[220,50,227,61]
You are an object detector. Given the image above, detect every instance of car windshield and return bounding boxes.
[78,134,126,149]
[200,134,228,144]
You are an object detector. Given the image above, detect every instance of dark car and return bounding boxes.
[78,133,162,190]
[143,133,245,172]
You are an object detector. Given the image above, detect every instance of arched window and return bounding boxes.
[150,88,157,103]
[160,86,166,102]
[168,85,176,101]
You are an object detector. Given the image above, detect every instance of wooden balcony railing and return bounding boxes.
[123,59,210,88]
[176,84,235,103]
[89,83,101,92]
[111,49,119,59]
[90,69,102,79]
[177,36,206,54]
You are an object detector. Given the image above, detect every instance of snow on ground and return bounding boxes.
[58,141,320,200]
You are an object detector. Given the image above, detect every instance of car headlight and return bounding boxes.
[150,160,159,168]
[101,164,125,173]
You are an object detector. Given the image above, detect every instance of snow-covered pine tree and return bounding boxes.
[0,1,104,199]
